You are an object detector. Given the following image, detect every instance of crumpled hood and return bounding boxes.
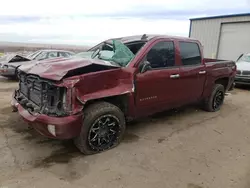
[0,54,31,66]
[6,60,37,68]
[18,57,120,81]
[236,61,250,71]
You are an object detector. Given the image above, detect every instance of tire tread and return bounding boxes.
[74,101,125,155]
[203,84,225,112]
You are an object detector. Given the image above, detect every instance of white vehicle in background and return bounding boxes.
[0,49,75,79]
[235,53,250,85]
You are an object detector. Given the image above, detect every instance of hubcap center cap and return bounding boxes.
[98,127,108,137]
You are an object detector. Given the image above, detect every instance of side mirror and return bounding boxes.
[140,61,151,73]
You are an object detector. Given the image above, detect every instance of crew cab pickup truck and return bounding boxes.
[11,34,236,154]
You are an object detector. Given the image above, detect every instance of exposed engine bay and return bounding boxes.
[14,71,69,117]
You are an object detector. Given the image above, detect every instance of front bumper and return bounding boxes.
[234,76,250,85]
[11,96,83,139]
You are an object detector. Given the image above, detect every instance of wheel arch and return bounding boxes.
[83,94,130,116]
[215,77,229,90]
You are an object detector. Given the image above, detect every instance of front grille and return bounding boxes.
[20,75,42,105]
[17,72,67,116]
[242,71,250,76]
[236,70,250,76]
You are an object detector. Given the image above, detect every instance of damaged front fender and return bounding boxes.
[57,68,135,115]
[76,68,134,102]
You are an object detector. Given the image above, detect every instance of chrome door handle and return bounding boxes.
[170,74,180,79]
[199,71,206,74]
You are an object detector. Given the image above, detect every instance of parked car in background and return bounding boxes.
[26,49,75,60]
[12,34,236,154]
[235,53,250,85]
[0,49,75,78]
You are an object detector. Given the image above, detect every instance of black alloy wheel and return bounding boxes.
[213,90,224,110]
[74,101,126,155]
[88,114,121,151]
[202,84,225,112]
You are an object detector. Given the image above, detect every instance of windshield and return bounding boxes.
[89,40,136,67]
[0,54,14,62]
[237,54,250,62]
[35,51,47,60]
[72,40,138,67]
[99,40,135,66]
[26,51,41,59]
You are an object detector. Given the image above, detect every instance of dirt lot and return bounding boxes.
[0,77,250,188]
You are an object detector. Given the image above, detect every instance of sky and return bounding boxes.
[0,0,249,46]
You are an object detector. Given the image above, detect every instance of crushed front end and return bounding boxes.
[12,71,82,139]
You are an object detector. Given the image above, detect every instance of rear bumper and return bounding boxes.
[11,97,83,139]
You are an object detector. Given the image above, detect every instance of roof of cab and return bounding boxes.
[107,34,198,43]
[39,49,74,53]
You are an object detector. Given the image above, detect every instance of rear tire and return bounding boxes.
[203,84,225,112]
[74,101,126,155]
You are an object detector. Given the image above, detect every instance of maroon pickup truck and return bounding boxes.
[11,34,236,154]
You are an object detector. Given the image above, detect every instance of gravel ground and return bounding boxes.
[0,77,250,188]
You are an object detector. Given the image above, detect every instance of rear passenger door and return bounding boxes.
[178,41,206,103]
[135,40,183,116]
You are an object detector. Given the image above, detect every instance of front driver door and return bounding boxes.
[135,40,182,117]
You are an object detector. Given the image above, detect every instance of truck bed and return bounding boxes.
[204,58,235,70]
[204,58,229,63]
[202,58,236,96]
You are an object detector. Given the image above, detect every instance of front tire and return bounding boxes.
[203,84,225,112]
[74,101,126,155]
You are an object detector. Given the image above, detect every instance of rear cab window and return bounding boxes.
[179,42,202,66]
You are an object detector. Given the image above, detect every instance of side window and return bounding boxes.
[59,52,71,57]
[179,42,201,66]
[146,41,175,69]
[66,52,73,57]
[47,52,57,58]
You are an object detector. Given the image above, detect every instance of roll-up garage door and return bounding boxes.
[217,22,250,61]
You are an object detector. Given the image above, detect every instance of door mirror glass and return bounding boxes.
[140,61,151,73]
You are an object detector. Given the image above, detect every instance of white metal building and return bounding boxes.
[189,13,250,61]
